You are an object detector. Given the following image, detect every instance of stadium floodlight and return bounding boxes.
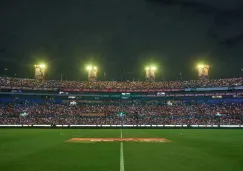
[151,66,156,71]
[145,65,157,81]
[197,63,210,80]
[87,66,92,71]
[34,63,47,80]
[197,64,205,69]
[86,65,98,81]
[34,63,46,68]
[39,64,46,69]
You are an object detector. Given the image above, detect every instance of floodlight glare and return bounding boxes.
[151,66,156,70]
[87,66,92,70]
[197,64,204,69]
[39,64,46,68]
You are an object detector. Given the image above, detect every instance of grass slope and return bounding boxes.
[0,129,242,171]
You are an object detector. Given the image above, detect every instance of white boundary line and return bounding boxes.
[120,129,125,171]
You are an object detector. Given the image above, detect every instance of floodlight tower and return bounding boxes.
[197,64,210,80]
[86,65,98,81]
[145,66,156,81]
[34,63,46,80]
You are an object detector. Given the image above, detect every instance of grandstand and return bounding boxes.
[0,76,243,127]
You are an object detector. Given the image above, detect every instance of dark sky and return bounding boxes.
[0,0,243,81]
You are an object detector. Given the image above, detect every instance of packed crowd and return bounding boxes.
[0,77,242,89]
[0,101,242,125]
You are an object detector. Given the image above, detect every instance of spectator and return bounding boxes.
[0,101,242,125]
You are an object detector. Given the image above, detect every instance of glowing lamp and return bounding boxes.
[197,64,204,69]
[151,66,156,70]
[39,64,46,68]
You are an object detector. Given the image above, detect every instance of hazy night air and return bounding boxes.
[0,0,243,81]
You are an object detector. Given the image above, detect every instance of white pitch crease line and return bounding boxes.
[120,129,125,171]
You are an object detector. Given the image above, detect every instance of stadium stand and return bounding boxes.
[0,101,242,125]
[0,77,243,126]
[0,77,242,89]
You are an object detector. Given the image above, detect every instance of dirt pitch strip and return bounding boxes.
[66,138,170,143]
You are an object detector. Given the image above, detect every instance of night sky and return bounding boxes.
[0,0,243,81]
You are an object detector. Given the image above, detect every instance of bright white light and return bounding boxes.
[87,66,92,70]
[39,64,46,68]
[151,66,156,70]
[197,64,204,69]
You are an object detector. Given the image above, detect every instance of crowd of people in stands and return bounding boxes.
[0,101,242,125]
[0,77,242,89]
[0,76,242,125]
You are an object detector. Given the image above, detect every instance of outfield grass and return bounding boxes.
[0,129,243,171]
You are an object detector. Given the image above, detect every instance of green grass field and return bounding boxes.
[0,129,243,171]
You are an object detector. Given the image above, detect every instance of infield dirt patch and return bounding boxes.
[66,138,170,143]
